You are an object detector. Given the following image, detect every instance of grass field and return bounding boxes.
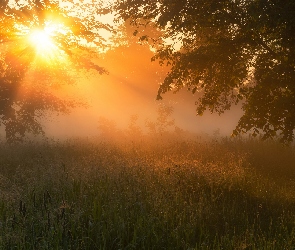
[0,134,295,249]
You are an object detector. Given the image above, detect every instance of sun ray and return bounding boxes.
[29,28,56,55]
[26,23,69,65]
[30,29,54,49]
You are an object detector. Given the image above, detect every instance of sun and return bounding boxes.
[30,30,53,48]
[27,23,70,65]
[29,28,57,55]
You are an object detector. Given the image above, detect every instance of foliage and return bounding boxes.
[145,104,175,136]
[0,136,295,248]
[0,0,110,142]
[114,0,295,142]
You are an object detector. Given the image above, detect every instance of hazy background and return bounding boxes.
[0,27,243,141]
[41,41,243,140]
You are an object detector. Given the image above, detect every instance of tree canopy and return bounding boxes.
[0,0,110,142]
[115,0,295,142]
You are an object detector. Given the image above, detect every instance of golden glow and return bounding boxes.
[29,28,57,55]
[27,23,69,65]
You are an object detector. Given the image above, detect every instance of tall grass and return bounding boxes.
[0,136,295,249]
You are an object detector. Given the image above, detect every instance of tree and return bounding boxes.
[0,0,111,142]
[114,0,295,142]
[145,104,175,136]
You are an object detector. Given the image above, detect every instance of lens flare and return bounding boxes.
[30,29,55,50]
[29,27,62,62]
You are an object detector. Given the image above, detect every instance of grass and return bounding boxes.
[0,135,295,249]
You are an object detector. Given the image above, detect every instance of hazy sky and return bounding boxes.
[44,41,243,139]
[0,3,243,141]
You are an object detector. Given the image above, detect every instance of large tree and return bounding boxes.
[115,0,295,142]
[0,0,110,142]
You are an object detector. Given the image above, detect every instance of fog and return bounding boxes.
[0,36,243,141]
[42,42,243,140]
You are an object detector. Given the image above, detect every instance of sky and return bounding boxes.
[0,1,244,141]
[40,5,243,140]
[43,40,243,139]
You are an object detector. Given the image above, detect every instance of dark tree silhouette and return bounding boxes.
[0,0,110,142]
[115,0,295,142]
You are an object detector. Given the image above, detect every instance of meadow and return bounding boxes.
[0,133,295,249]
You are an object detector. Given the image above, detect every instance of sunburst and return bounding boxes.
[30,29,54,48]
[28,24,66,63]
